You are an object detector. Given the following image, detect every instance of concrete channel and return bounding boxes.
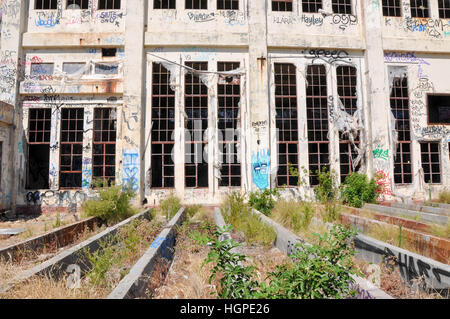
[0,209,152,294]
[364,203,448,225]
[216,207,393,299]
[107,208,186,299]
[380,202,450,217]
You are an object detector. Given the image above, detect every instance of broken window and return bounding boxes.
[27,108,51,190]
[93,108,116,186]
[154,0,176,9]
[151,63,175,188]
[30,63,54,77]
[185,0,207,9]
[218,62,241,187]
[302,0,322,13]
[63,62,86,75]
[217,0,239,10]
[420,142,441,184]
[60,108,84,189]
[67,0,89,9]
[102,48,117,57]
[391,75,413,184]
[272,0,293,11]
[382,0,402,17]
[98,0,121,9]
[306,65,329,186]
[274,63,299,187]
[185,62,208,188]
[410,0,429,18]
[35,0,58,10]
[427,94,450,124]
[336,65,360,183]
[332,0,352,14]
[439,0,450,18]
[95,63,119,75]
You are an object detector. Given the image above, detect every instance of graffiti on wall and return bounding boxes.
[123,149,139,192]
[252,149,270,190]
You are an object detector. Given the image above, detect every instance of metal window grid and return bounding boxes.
[274,63,299,187]
[98,0,121,9]
[154,0,176,9]
[272,0,293,11]
[302,0,323,13]
[382,0,402,17]
[410,0,429,18]
[185,0,207,9]
[60,108,84,189]
[439,0,450,18]
[306,64,329,186]
[67,0,89,9]
[93,108,116,185]
[28,108,52,143]
[35,0,58,10]
[217,0,239,10]
[391,76,413,184]
[420,142,441,184]
[151,63,175,188]
[185,61,209,188]
[332,0,352,14]
[218,62,241,187]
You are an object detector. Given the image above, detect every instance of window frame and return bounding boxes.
[97,0,122,10]
[426,93,450,126]
[382,0,402,17]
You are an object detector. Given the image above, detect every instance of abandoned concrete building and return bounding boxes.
[0,0,449,214]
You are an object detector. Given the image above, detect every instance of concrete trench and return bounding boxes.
[364,203,448,225]
[0,209,152,295]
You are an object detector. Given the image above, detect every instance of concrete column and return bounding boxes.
[0,0,27,213]
[122,0,146,203]
[248,0,271,191]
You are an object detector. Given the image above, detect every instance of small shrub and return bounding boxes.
[341,173,379,208]
[314,167,339,204]
[438,189,450,204]
[321,202,341,223]
[82,184,137,224]
[248,188,279,216]
[271,200,314,233]
[159,194,182,220]
[85,238,122,286]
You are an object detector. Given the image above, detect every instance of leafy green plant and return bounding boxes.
[341,173,379,208]
[53,213,61,229]
[314,167,339,204]
[257,225,358,299]
[82,184,137,224]
[200,225,260,299]
[248,188,279,216]
[159,194,182,220]
[85,238,123,286]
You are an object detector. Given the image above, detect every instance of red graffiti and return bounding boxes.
[375,169,392,199]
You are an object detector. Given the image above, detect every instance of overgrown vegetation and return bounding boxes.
[271,199,314,233]
[248,189,279,216]
[158,194,182,220]
[341,172,379,208]
[221,192,276,247]
[438,189,450,204]
[82,183,137,224]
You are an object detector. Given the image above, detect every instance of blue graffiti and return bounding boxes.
[35,14,59,28]
[123,149,139,192]
[252,149,270,190]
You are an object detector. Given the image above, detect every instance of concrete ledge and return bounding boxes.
[107,208,186,299]
[250,209,394,299]
[382,202,450,217]
[0,217,99,263]
[364,203,448,225]
[0,210,151,294]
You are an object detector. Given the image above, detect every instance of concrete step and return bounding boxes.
[383,202,450,217]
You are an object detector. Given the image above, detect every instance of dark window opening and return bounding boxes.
[332,0,352,14]
[275,63,299,187]
[427,95,450,124]
[102,48,117,57]
[35,0,58,10]
[272,0,293,11]
[337,66,360,183]
[302,0,322,13]
[217,0,239,10]
[95,63,119,75]
[98,0,121,9]
[218,62,241,187]
[27,108,51,190]
[151,63,175,188]
[382,0,402,17]
[306,65,329,186]
[410,0,429,18]
[439,0,450,18]
[154,0,176,9]
[60,108,84,189]
[390,73,413,184]
[93,108,116,186]
[185,0,207,9]
[67,0,89,9]
[185,62,208,188]
[420,142,441,184]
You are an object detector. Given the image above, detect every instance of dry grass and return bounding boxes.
[438,190,450,204]
[429,223,450,239]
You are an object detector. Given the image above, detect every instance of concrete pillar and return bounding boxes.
[247,0,271,191]
[0,0,27,213]
[122,0,146,203]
